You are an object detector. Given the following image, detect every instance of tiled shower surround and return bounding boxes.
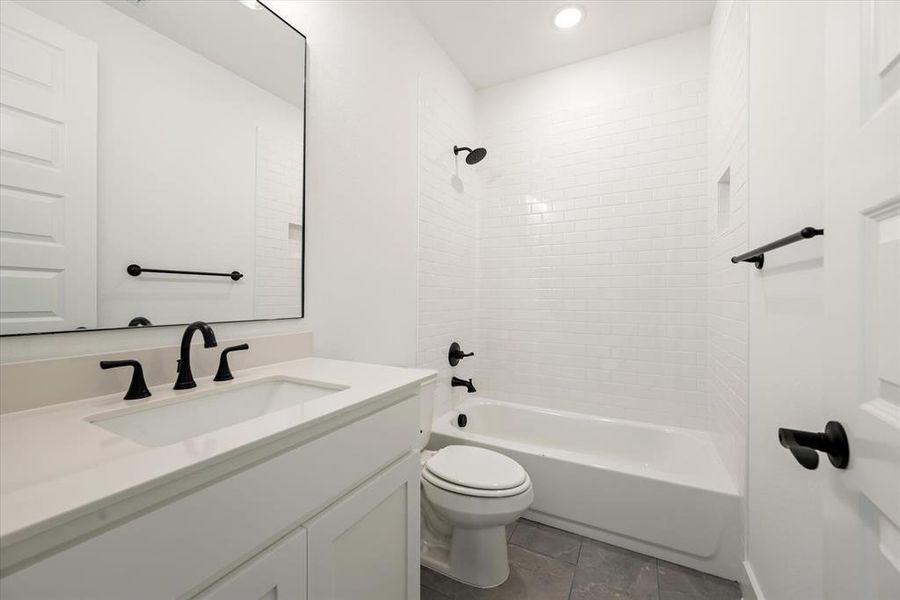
[417,77,479,418]
[477,79,709,429]
[418,27,747,464]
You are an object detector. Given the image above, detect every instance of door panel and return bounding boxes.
[0,1,97,334]
[824,1,900,599]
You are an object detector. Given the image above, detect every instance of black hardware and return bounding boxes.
[214,343,250,382]
[128,316,152,327]
[448,342,474,367]
[451,376,476,394]
[457,413,468,428]
[100,360,152,400]
[453,145,487,165]
[778,421,849,470]
[127,264,243,281]
[174,321,218,390]
[731,227,823,269]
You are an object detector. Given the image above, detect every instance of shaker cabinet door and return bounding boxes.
[199,527,307,600]
[306,453,420,600]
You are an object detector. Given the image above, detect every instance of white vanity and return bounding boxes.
[0,354,435,599]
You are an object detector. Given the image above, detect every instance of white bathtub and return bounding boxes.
[428,397,741,580]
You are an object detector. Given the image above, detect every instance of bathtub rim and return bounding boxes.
[431,396,738,497]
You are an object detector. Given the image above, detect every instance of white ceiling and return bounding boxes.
[409,1,715,89]
[105,0,306,107]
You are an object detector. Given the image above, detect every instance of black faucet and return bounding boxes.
[451,376,476,394]
[174,321,218,390]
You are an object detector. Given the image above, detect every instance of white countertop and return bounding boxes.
[0,357,435,549]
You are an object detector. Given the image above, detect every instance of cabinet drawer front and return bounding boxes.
[0,396,418,599]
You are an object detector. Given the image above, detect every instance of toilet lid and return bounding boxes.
[422,468,531,498]
[424,445,527,491]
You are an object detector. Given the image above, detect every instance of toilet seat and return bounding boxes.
[422,468,532,498]
[422,445,530,498]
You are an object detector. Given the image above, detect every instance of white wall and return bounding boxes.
[416,77,479,418]
[20,0,303,328]
[474,29,711,428]
[706,0,749,516]
[0,1,473,366]
[746,2,826,598]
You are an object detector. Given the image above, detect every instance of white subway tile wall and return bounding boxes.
[475,80,710,429]
[254,127,304,319]
[417,78,479,418]
[707,0,749,495]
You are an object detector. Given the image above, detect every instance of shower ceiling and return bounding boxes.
[409,0,715,88]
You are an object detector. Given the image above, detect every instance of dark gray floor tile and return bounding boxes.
[457,545,576,600]
[422,584,453,600]
[510,520,582,565]
[570,539,659,600]
[507,522,517,541]
[421,566,472,598]
[657,561,740,600]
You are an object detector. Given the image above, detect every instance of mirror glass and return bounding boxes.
[0,0,306,335]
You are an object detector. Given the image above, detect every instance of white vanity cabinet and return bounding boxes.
[200,527,308,600]
[0,392,424,600]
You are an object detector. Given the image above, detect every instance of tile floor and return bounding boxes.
[420,519,742,600]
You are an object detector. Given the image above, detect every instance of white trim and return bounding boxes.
[741,560,765,600]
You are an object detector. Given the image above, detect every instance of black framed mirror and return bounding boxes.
[0,0,307,336]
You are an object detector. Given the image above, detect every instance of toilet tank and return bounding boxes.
[417,379,436,450]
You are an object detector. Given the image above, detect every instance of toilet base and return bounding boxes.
[421,525,510,588]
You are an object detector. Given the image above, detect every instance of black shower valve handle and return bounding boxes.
[448,342,475,366]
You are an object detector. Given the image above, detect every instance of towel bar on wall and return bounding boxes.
[126,264,243,281]
[731,227,823,269]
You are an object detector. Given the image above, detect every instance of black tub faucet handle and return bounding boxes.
[448,342,475,366]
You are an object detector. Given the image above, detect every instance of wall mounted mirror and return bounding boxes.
[0,0,306,335]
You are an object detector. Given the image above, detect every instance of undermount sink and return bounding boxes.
[87,378,346,447]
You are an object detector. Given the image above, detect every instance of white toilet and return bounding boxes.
[418,389,534,588]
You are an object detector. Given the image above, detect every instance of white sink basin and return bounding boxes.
[87,378,345,447]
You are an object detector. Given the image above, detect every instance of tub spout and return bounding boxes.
[451,377,476,393]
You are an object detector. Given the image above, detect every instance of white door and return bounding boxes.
[198,527,307,600]
[0,1,97,334]
[823,1,900,599]
[306,454,420,600]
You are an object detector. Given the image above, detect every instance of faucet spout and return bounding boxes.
[174,321,217,390]
[451,376,477,394]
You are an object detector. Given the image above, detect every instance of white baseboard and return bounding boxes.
[742,560,765,600]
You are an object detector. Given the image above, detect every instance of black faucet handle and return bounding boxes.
[214,343,250,382]
[100,359,152,400]
[448,342,475,366]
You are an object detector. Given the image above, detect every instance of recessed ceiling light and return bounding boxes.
[554,6,584,29]
[239,0,264,10]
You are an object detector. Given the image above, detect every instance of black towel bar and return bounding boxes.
[127,264,243,281]
[731,227,823,269]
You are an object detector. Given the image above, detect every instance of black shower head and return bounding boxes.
[454,145,487,165]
